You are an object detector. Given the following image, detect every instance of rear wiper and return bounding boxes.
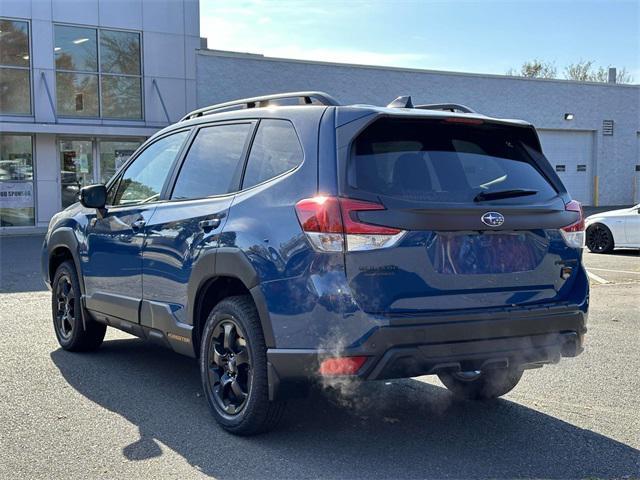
[473,189,538,202]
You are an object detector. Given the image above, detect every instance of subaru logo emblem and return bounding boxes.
[481,212,504,227]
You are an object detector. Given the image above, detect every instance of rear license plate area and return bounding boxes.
[427,232,548,274]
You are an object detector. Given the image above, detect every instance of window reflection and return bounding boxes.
[59,139,93,208]
[0,134,34,226]
[0,19,31,115]
[101,75,141,119]
[113,131,188,206]
[100,30,140,75]
[53,25,142,119]
[0,19,29,67]
[99,140,143,183]
[54,25,98,72]
[56,72,99,117]
[0,68,31,115]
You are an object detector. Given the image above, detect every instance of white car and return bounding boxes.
[585,204,640,253]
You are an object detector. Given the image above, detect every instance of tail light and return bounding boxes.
[319,356,367,376]
[560,200,585,248]
[295,196,406,252]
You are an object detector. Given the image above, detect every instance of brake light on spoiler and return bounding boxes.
[560,200,585,248]
[295,196,406,252]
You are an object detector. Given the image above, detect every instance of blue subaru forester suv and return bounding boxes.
[42,92,588,435]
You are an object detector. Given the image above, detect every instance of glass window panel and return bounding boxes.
[243,120,303,189]
[171,124,251,200]
[0,206,34,226]
[0,20,30,67]
[100,30,141,75]
[0,68,31,115]
[0,134,34,227]
[349,118,557,204]
[114,131,188,206]
[0,134,33,181]
[59,139,93,208]
[101,75,142,119]
[54,25,97,72]
[56,72,99,117]
[99,139,143,183]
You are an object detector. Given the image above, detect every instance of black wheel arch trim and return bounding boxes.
[46,227,88,330]
[47,228,84,293]
[187,247,276,349]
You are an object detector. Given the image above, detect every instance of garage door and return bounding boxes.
[537,130,594,205]
[633,132,640,205]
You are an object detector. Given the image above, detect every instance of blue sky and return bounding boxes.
[200,0,639,79]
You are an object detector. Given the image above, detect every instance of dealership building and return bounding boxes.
[0,0,199,232]
[1,0,639,234]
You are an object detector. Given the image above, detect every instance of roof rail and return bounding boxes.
[414,103,476,114]
[181,91,340,121]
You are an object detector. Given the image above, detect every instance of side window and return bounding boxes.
[242,120,303,189]
[112,130,189,206]
[171,123,252,200]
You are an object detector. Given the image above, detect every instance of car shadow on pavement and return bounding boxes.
[51,339,638,479]
[605,249,640,257]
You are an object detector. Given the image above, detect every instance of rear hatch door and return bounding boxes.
[340,116,581,314]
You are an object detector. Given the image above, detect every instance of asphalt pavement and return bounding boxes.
[0,235,638,479]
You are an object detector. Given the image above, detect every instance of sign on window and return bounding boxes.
[0,182,34,209]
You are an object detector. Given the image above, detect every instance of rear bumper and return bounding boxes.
[266,306,586,400]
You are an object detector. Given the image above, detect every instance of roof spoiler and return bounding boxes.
[387,95,477,114]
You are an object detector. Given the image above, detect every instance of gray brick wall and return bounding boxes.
[196,51,640,205]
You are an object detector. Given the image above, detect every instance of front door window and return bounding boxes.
[99,140,142,183]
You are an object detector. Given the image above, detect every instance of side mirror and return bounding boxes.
[80,184,107,210]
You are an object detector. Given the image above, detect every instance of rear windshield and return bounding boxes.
[347,118,557,204]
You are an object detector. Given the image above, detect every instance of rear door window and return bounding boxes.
[171,123,252,200]
[242,120,303,189]
[347,118,557,204]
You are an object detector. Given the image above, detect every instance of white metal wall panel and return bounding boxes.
[635,134,640,204]
[538,130,594,205]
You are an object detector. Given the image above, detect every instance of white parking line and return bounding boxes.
[587,271,610,284]
[587,267,640,276]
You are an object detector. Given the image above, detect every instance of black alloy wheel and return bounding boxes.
[200,295,285,435]
[51,260,106,351]
[54,274,76,341]
[586,224,614,253]
[206,318,252,415]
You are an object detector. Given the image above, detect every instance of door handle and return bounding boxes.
[131,219,146,231]
[198,218,221,232]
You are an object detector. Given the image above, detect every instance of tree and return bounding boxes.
[564,60,594,81]
[564,60,634,83]
[507,59,634,84]
[506,59,557,78]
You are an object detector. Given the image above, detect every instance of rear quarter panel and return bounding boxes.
[219,109,379,348]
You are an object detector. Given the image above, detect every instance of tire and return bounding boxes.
[200,295,285,435]
[437,368,524,400]
[51,260,106,351]
[586,224,614,253]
